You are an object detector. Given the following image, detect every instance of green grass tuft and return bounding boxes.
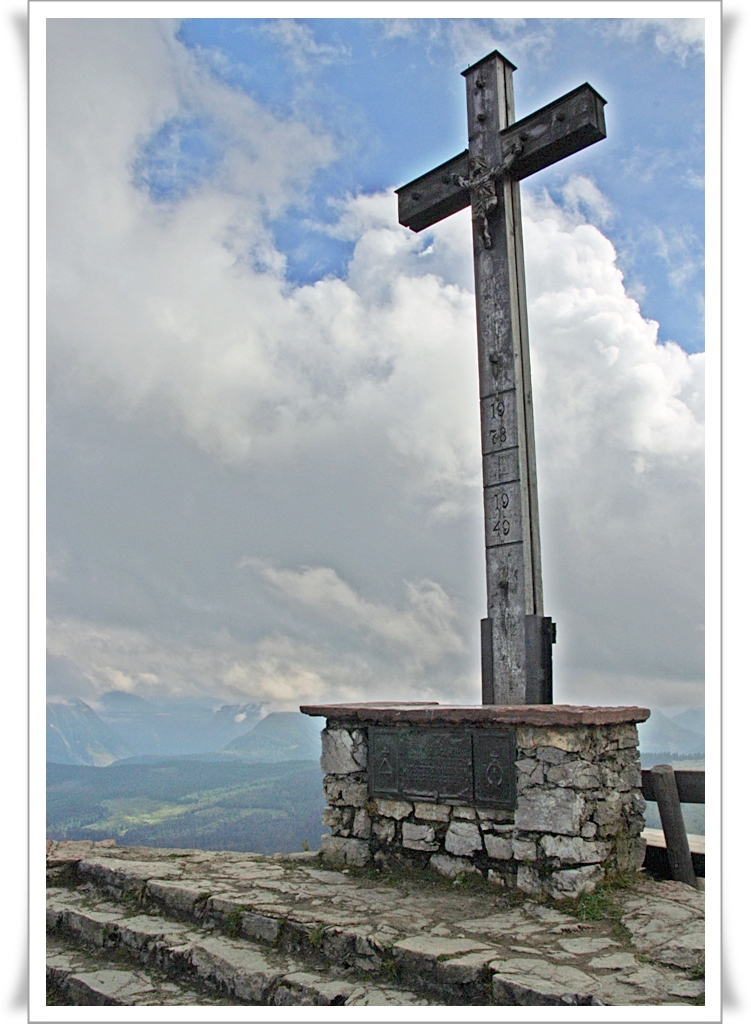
[602,868,639,890]
[574,888,620,922]
[224,908,243,938]
[382,958,398,981]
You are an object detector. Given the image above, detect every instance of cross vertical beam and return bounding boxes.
[462,52,550,705]
[396,52,606,705]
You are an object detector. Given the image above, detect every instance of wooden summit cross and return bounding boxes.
[397,51,607,706]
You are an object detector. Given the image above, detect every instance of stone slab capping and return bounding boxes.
[300,703,650,899]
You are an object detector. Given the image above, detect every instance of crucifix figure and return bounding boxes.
[397,51,607,705]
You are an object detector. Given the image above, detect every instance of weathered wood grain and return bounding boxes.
[649,764,698,888]
[397,84,606,233]
[641,769,705,804]
[498,83,606,181]
[396,151,469,232]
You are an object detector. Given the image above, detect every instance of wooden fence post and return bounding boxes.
[650,764,697,888]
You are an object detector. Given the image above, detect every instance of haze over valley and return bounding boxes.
[46,690,704,849]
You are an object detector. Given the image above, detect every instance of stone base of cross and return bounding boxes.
[397,52,606,705]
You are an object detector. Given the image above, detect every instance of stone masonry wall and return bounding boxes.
[318,721,646,899]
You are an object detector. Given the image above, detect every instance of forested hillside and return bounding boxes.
[47,759,326,854]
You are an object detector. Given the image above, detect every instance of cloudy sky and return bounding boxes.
[45,9,708,715]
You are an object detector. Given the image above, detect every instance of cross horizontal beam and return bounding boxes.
[396,82,606,233]
[395,150,470,233]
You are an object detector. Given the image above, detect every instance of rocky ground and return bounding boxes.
[46,840,705,1007]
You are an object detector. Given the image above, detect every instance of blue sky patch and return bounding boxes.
[133,115,223,203]
[172,17,703,351]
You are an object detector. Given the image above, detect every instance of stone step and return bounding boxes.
[47,887,438,1007]
[46,842,705,1006]
[50,847,509,1002]
[47,936,238,1006]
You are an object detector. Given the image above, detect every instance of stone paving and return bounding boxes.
[46,840,704,1006]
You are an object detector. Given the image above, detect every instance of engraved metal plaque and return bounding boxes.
[401,730,473,802]
[473,729,516,807]
[371,728,401,797]
[369,726,516,809]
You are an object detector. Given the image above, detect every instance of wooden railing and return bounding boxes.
[641,765,705,888]
[641,768,704,804]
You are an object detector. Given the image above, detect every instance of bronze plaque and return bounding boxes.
[473,729,516,808]
[401,729,473,803]
[370,728,401,798]
[369,727,516,809]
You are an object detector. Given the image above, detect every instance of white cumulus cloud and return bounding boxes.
[246,560,465,669]
[609,18,704,64]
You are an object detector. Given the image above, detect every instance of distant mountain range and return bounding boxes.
[47,698,133,767]
[637,707,704,755]
[46,694,323,768]
[45,690,704,855]
[47,677,703,767]
[669,707,704,737]
[224,712,322,762]
[111,714,323,767]
[95,690,262,757]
